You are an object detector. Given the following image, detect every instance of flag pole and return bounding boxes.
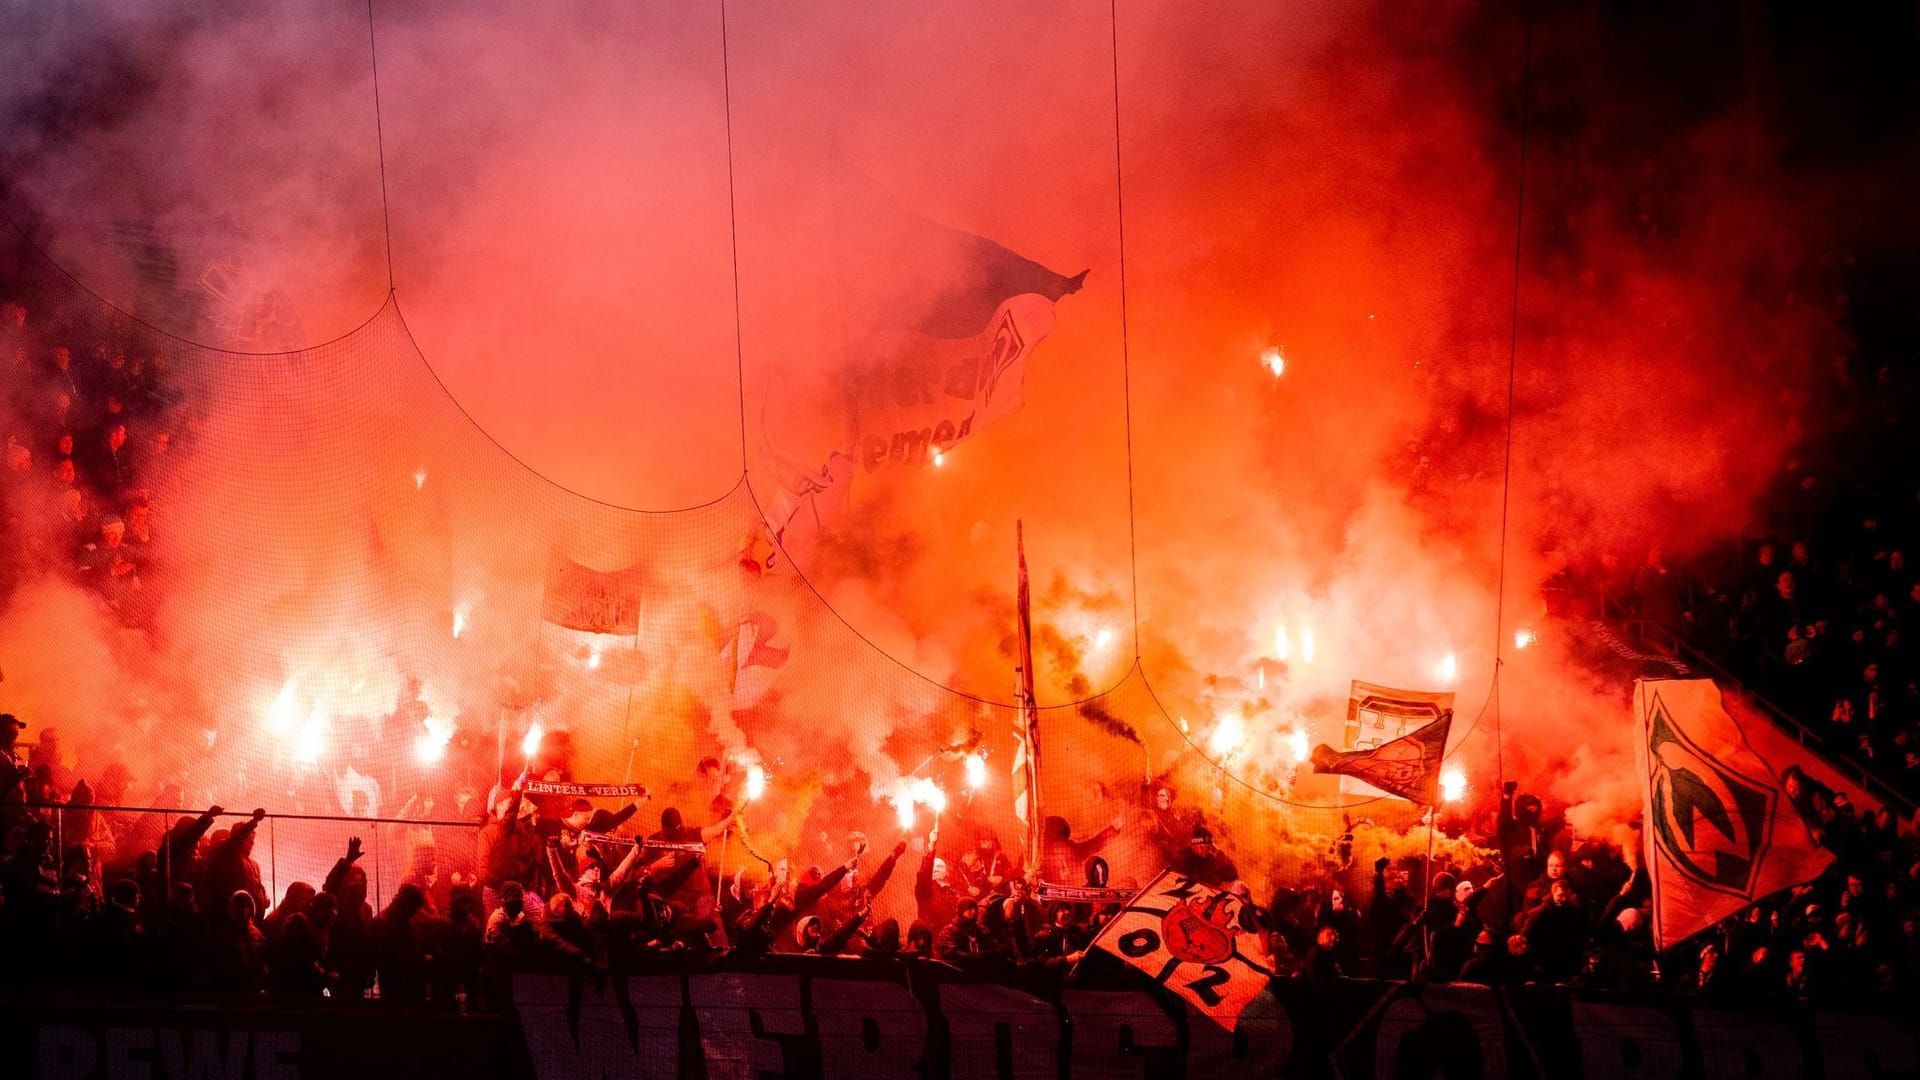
[1423,799,1437,971]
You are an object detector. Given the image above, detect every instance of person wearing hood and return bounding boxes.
[862,917,904,959]
[373,882,433,1001]
[935,897,988,961]
[1171,825,1239,886]
[914,839,960,931]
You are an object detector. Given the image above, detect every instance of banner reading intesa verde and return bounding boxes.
[14,967,1916,1078]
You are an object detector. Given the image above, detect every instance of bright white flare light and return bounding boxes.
[964,753,987,791]
[522,722,545,761]
[293,700,328,765]
[452,606,469,640]
[1514,628,1537,650]
[1274,624,1289,661]
[1440,767,1467,803]
[1208,714,1246,757]
[745,764,768,802]
[1288,727,1310,765]
[266,681,300,736]
[415,714,454,765]
[895,778,948,829]
[1434,653,1457,683]
[1301,626,1316,664]
[413,470,427,490]
[1094,627,1114,652]
[1261,345,1286,377]
[587,648,602,670]
[931,448,946,468]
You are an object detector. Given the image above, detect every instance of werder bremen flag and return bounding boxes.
[839,194,1085,474]
[1310,710,1452,804]
[542,555,642,635]
[1635,678,1881,951]
[1089,870,1274,1030]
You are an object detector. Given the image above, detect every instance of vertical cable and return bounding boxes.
[1491,0,1538,789]
[1107,0,1142,659]
[717,0,751,473]
[366,0,396,291]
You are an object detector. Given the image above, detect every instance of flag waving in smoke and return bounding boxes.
[1012,520,1042,867]
[836,189,1086,474]
[1633,678,1882,951]
[1310,710,1452,804]
[1088,871,1274,1030]
[542,554,642,635]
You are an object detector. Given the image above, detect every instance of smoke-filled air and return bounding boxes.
[0,0,1903,909]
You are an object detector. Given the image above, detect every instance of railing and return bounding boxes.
[11,800,484,915]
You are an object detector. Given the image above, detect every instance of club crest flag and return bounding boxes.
[542,555,642,635]
[1310,714,1451,804]
[1088,871,1273,1030]
[1634,678,1881,951]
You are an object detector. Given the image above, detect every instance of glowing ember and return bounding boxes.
[744,763,768,802]
[1260,345,1286,377]
[521,721,544,760]
[413,469,426,489]
[931,448,945,468]
[1288,727,1310,765]
[265,681,300,736]
[1433,653,1457,683]
[1208,714,1245,757]
[586,648,602,670]
[1440,767,1467,803]
[963,752,986,790]
[1514,627,1537,650]
[451,606,469,639]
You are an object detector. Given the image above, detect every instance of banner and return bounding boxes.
[1087,870,1274,1030]
[523,781,648,799]
[1343,680,1454,753]
[541,555,642,635]
[9,971,1916,1079]
[1311,711,1452,805]
[581,833,704,853]
[1633,678,1882,950]
[1035,883,1132,904]
[720,610,790,712]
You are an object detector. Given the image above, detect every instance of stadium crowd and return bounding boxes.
[1596,269,1920,802]
[1,297,182,621]
[4,726,1918,1012]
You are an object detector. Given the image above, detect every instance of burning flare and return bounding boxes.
[1514,627,1537,650]
[521,721,545,761]
[963,752,986,791]
[1208,714,1245,757]
[1440,766,1466,803]
[265,681,300,736]
[1433,653,1457,683]
[1261,345,1286,377]
[744,763,768,802]
[1287,727,1310,766]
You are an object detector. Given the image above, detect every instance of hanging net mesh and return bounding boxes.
[2,218,1442,928]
